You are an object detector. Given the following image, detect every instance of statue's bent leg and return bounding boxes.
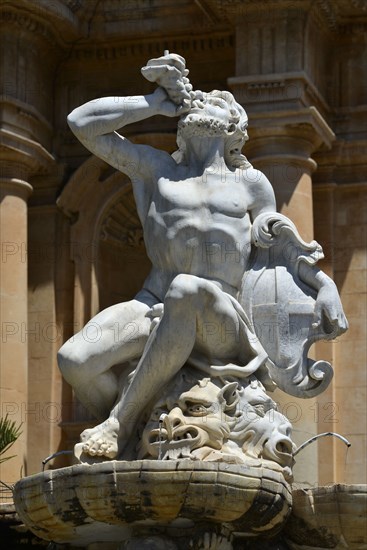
[79,274,242,458]
[57,291,157,420]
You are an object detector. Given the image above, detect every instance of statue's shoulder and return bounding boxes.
[239,166,276,213]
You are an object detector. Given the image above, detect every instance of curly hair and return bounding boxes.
[172,90,251,170]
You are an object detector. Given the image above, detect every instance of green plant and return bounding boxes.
[0,415,22,464]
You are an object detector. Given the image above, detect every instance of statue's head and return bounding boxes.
[173,90,250,169]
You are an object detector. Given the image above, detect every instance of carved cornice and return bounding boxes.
[0,96,53,150]
[242,107,335,163]
[228,71,331,121]
[0,8,53,44]
[68,0,221,26]
[0,178,33,199]
[60,0,229,40]
[207,0,366,32]
[211,0,319,25]
[0,128,55,177]
[3,0,364,48]
[70,32,234,61]
[0,2,79,46]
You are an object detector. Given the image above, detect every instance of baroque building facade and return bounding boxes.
[0,0,366,490]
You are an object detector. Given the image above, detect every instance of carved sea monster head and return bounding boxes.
[231,379,296,478]
[137,371,295,481]
[138,377,239,461]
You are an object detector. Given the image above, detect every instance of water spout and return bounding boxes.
[42,450,73,471]
[294,432,351,457]
[158,413,167,460]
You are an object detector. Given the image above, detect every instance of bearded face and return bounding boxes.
[178,91,247,139]
[173,91,249,169]
[177,114,230,139]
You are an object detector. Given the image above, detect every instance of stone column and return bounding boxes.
[0,167,32,483]
[0,0,78,478]
[0,152,54,485]
[224,101,334,488]
[228,83,335,242]
[227,5,336,487]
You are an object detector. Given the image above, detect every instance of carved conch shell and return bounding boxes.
[141,52,192,106]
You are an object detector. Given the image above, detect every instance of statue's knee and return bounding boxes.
[165,274,199,303]
[57,343,81,381]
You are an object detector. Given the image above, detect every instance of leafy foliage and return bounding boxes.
[0,415,22,464]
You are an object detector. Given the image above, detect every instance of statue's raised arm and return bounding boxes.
[67,53,194,180]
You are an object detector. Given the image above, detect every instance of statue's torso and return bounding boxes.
[138,168,252,299]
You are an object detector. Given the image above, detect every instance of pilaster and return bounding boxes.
[0,0,76,479]
[226,1,338,489]
[0,175,32,483]
[229,103,335,242]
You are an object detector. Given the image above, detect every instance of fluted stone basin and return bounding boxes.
[284,484,367,549]
[13,460,292,547]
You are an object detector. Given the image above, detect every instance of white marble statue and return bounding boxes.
[58,53,347,462]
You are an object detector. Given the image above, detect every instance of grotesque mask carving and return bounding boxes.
[138,370,295,480]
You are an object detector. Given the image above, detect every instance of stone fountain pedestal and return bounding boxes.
[13,460,292,549]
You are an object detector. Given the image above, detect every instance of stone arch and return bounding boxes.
[57,131,176,327]
[57,133,175,425]
[57,155,151,330]
[96,183,151,311]
[57,156,150,424]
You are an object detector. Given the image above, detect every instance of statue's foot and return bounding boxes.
[77,417,120,459]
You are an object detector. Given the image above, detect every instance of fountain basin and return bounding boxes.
[13,460,292,546]
[284,484,367,549]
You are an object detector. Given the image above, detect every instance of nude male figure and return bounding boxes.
[58,54,347,459]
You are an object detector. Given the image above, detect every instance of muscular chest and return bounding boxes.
[153,174,249,219]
